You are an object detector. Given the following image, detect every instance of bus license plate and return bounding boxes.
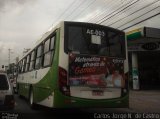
[92,90,104,96]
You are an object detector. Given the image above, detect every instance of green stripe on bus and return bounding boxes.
[33,29,60,103]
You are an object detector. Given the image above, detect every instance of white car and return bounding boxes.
[0,72,15,110]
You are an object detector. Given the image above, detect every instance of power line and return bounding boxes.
[117,6,160,29]
[52,0,78,22]
[89,0,125,23]
[94,0,137,23]
[97,0,140,24]
[64,0,87,20]
[87,0,115,22]
[50,0,78,28]
[70,0,96,21]
[122,12,160,30]
[107,0,160,26]
[38,0,83,44]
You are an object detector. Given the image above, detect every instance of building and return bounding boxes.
[127,27,160,90]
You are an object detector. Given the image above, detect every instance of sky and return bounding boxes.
[0,0,74,67]
[0,0,160,69]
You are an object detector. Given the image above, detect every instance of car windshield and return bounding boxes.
[0,74,9,90]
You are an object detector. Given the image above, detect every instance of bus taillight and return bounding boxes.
[58,67,70,96]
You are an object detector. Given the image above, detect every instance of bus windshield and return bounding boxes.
[65,24,125,58]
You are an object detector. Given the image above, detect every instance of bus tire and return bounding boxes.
[29,88,37,109]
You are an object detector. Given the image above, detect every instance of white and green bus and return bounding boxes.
[17,21,129,108]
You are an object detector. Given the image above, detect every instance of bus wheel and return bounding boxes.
[29,89,36,109]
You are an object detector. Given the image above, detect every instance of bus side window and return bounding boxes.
[50,35,55,63]
[22,58,26,73]
[50,36,55,50]
[18,61,22,73]
[29,50,35,71]
[35,44,43,69]
[43,35,55,67]
[43,39,51,67]
[20,61,23,73]
[25,54,30,72]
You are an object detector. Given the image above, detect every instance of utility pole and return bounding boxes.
[8,48,14,67]
[8,48,11,66]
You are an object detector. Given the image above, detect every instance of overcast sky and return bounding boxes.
[0,0,160,69]
[0,0,75,67]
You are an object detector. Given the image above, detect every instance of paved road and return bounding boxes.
[1,90,160,119]
[13,95,38,113]
[1,94,133,119]
[129,90,160,113]
[13,94,132,118]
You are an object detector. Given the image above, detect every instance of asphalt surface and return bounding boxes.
[0,90,160,119]
[129,90,160,113]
